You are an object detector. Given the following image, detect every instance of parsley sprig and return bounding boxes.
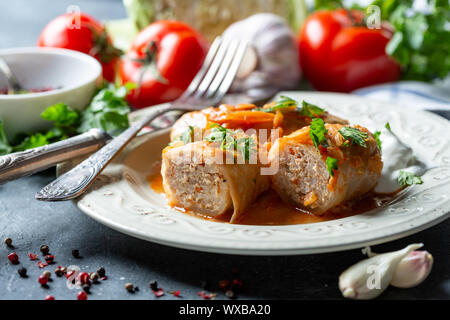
[205,124,256,161]
[398,171,424,186]
[373,131,382,151]
[309,118,338,177]
[385,122,392,132]
[326,157,339,177]
[309,118,328,150]
[338,127,369,148]
[256,96,325,117]
[298,101,326,117]
[378,0,450,82]
[170,126,195,146]
[0,83,134,156]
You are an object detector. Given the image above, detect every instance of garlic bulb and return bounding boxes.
[339,244,423,300]
[391,250,433,288]
[223,13,301,102]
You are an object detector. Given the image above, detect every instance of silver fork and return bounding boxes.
[35,37,248,201]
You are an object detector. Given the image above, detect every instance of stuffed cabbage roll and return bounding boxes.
[269,123,383,214]
[162,136,270,223]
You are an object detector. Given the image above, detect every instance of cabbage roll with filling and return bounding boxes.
[269,122,383,214]
[162,128,270,223]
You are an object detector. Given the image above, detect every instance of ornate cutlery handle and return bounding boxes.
[0,129,109,184]
[36,104,174,201]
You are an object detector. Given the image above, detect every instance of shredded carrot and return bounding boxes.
[303,192,318,206]
[209,111,275,125]
[273,111,284,128]
[235,103,258,110]
[327,170,339,192]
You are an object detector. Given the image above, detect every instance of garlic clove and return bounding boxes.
[390,250,433,288]
[236,46,258,79]
[339,244,423,300]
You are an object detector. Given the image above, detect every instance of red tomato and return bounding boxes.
[119,21,209,108]
[299,9,401,92]
[37,13,120,82]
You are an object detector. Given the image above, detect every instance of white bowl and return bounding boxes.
[0,47,102,141]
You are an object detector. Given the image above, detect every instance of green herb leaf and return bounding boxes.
[78,84,131,136]
[326,157,339,177]
[315,0,344,10]
[205,124,255,161]
[13,133,49,152]
[398,171,423,186]
[273,96,298,110]
[298,101,326,117]
[385,122,392,132]
[255,96,325,118]
[379,0,450,81]
[255,96,298,113]
[236,137,256,161]
[181,126,195,145]
[338,127,369,148]
[205,124,229,145]
[171,126,195,146]
[0,83,132,155]
[309,118,328,151]
[374,131,382,151]
[41,103,80,127]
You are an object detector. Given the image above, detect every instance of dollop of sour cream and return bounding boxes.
[375,128,427,194]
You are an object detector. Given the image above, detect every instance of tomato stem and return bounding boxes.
[129,41,168,99]
[90,29,123,63]
[344,8,366,27]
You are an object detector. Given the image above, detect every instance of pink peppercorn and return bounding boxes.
[44,255,54,264]
[65,270,75,279]
[28,253,38,261]
[78,272,91,286]
[38,275,48,286]
[77,291,88,300]
[7,252,19,264]
[173,290,181,297]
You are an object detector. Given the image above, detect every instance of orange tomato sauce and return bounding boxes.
[148,172,397,226]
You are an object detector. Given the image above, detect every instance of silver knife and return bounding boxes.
[0,108,178,185]
[0,129,110,184]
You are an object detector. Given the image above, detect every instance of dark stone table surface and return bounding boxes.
[0,0,449,300]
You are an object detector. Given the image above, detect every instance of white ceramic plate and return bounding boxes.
[75,92,450,255]
[0,47,101,140]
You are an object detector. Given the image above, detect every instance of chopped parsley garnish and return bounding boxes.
[308,119,339,177]
[236,137,256,162]
[255,96,298,113]
[373,131,382,151]
[255,96,325,117]
[338,127,369,148]
[385,122,392,132]
[205,124,255,161]
[272,96,298,110]
[309,118,328,151]
[398,171,423,187]
[326,157,339,177]
[298,100,325,117]
[205,124,229,145]
[170,126,195,146]
[77,83,133,136]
